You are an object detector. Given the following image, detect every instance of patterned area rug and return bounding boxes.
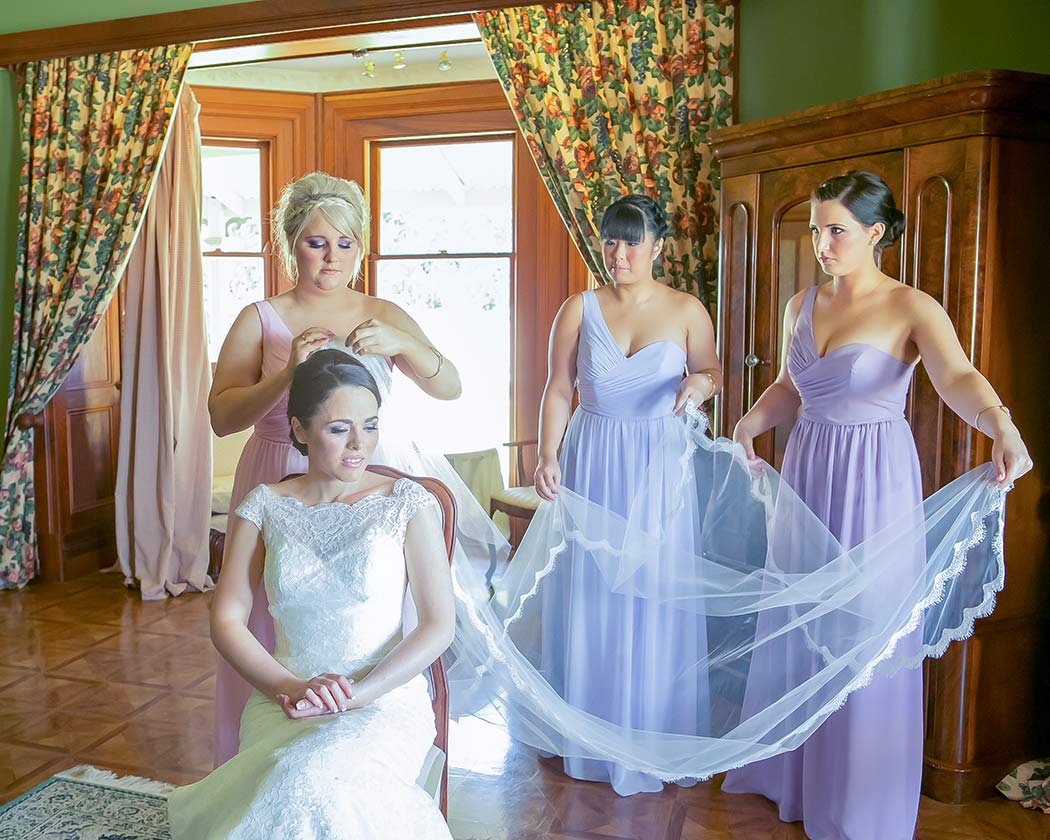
[0,765,172,840]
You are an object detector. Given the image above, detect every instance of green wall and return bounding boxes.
[3,1,1050,415]
[0,1,248,419]
[0,0,250,34]
[738,0,1050,123]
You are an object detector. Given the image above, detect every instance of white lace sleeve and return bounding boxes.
[398,480,439,525]
[235,485,268,530]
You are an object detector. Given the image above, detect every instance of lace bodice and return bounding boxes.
[235,479,437,681]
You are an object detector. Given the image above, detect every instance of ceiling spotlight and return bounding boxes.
[392,50,407,70]
[362,59,376,78]
[438,50,452,72]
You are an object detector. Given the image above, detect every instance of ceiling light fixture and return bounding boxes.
[362,58,376,78]
[438,50,452,72]
[392,50,407,70]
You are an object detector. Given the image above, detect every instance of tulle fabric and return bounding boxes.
[225,330,1007,785]
[352,349,513,591]
[441,404,1007,782]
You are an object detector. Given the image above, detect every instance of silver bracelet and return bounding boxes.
[417,346,444,380]
[974,403,1010,432]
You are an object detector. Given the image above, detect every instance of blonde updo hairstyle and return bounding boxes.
[272,172,369,283]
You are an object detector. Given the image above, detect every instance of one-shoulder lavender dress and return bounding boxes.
[540,289,711,796]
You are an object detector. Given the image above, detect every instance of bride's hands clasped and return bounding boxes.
[276,673,366,720]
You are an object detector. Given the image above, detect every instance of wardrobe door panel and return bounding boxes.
[902,138,989,495]
[35,301,122,581]
[715,173,758,438]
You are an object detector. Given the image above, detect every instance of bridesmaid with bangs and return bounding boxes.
[533,194,723,796]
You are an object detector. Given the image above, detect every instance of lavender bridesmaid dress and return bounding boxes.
[540,290,710,796]
[723,285,924,839]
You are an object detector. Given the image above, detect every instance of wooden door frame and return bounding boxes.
[0,1,572,65]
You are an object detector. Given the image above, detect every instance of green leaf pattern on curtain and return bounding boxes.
[475,1,734,304]
[0,45,192,588]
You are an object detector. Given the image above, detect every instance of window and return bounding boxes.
[372,138,514,467]
[200,141,271,362]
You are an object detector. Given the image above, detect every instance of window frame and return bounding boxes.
[199,136,275,286]
[369,133,518,465]
[198,137,276,365]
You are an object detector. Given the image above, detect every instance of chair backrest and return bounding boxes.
[503,439,538,487]
[283,466,454,818]
[367,466,454,794]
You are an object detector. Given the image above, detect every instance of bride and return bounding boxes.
[168,349,454,839]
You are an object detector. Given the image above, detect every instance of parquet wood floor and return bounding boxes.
[2,575,1046,839]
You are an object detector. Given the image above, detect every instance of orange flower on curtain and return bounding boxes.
[475,1,734,304]
[0,45,192,588]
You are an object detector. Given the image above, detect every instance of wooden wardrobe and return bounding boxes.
[709,69,1050,802]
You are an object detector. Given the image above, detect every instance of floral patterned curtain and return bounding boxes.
[0,45,192,588]
[474,1,733,303]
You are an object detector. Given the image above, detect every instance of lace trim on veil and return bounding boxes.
[449,405,1010,783]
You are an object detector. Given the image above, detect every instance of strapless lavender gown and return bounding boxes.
[540,289,710,796]
[723,285,924,840]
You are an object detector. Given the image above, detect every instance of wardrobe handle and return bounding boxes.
[744,354,770,368]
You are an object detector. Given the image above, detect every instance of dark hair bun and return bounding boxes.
[287,349,381,455]
[812,170,904,252]
[882,206,906,249]
[599,193,670,243]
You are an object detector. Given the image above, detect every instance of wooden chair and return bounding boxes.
[217,467,456,819]
[488,439,542,542]
[367,464,454,819]
[208,526,225,579]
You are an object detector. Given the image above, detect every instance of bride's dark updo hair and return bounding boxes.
[287,349,382,455]
[599,194,670,245]
[812,171,906,253]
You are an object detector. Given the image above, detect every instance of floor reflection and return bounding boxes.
[0,576,1043,839]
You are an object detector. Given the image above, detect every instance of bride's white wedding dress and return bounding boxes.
[167,479,452,839]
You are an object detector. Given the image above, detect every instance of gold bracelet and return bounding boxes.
[698,371,718,400]
[974,403,1010,433]
[417,346,444,380]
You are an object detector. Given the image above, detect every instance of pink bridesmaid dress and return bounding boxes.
[213,300,308,765]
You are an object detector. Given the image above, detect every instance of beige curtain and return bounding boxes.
[114,86,213,599]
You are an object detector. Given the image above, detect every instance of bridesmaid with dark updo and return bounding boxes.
[723,171,1032,839]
